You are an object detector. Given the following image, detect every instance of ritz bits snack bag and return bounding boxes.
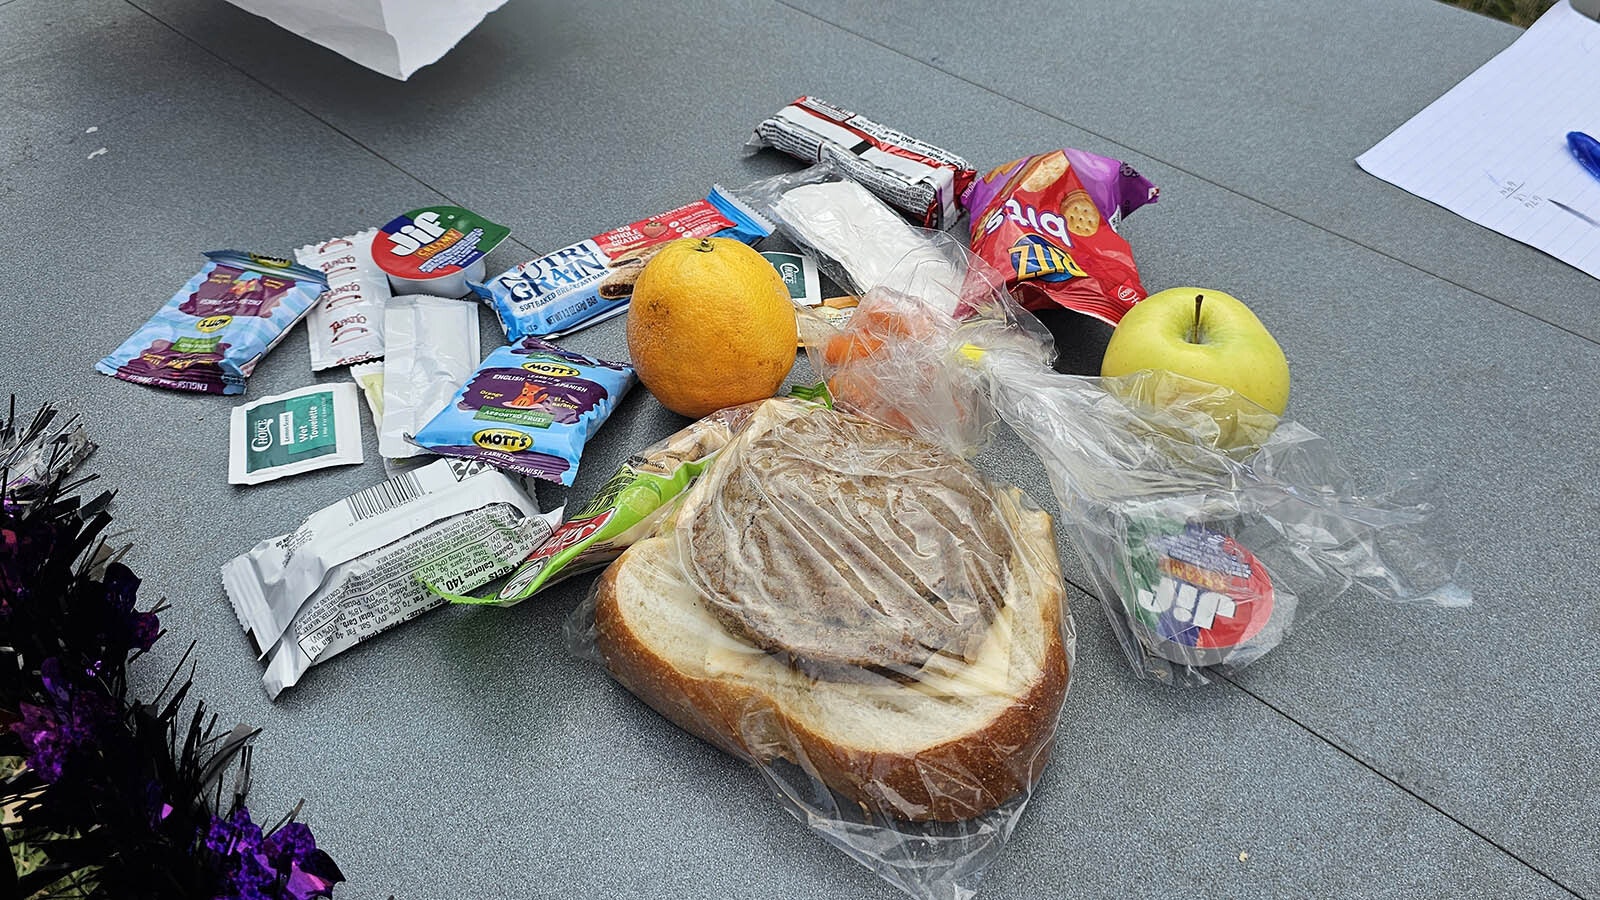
[961,149,1159,325]
[472,186,771,341]
[96,251,328,395]
[411,337,634,486]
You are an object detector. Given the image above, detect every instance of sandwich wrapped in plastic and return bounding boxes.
[459,399,766,606]
[567,396,1074,900]
[799,226,1469,686]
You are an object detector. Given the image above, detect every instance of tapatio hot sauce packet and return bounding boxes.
[295,229,391,370]
[961,149,1159,326]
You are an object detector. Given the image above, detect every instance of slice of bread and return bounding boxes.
[592,406,1071,822]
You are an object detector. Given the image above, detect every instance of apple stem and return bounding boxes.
[1191,293,1204,344]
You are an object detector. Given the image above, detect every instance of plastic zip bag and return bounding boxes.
[797,225,1469,686]
[979,355,1469,683]
[737,163,961,304]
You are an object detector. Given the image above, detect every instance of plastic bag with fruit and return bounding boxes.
[790,197,1468,686]
[735,162,1044,457]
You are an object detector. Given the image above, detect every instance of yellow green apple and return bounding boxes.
[1101,288,1290,415]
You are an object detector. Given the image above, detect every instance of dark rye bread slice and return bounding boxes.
[592,403,1071,821]
[678,408,1013,672]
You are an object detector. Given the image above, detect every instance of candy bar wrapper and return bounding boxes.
[96,251,327,395]
[412,338,634,487]
[749,96,976,228]
[296,229,392,370]
[471,186,771,341]
[961,149,1159,326]
[221,458,559,699]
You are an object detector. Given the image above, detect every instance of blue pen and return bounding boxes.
[1568,131,1600,184]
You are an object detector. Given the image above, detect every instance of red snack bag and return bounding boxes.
[961,149,1158,325]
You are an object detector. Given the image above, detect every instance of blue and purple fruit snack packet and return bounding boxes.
[411,337,635,486]
[96,251,327,395]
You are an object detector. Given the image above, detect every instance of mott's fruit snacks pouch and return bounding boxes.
[412,337,635,486]
[96,251,328,395]
[961,149,1159,326]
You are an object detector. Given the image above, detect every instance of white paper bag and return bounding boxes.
[225,0,509,80]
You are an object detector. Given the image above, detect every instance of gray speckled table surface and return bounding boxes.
[1,0,1594,897]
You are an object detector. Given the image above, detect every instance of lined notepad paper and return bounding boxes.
[1357,1,1600,280]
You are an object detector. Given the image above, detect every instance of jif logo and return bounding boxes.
[1136,577,1237,630]
[387,211,446,255]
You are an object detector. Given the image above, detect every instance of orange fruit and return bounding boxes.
[626,237,798,418]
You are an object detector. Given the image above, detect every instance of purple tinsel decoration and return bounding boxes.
[207,808,341,900]
[12,658,118,783]
[2,401,343,898]
[104,561,160,654]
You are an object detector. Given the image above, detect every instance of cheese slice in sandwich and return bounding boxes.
[592,400,1072,822]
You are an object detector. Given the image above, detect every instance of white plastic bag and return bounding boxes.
[223,0,509,80]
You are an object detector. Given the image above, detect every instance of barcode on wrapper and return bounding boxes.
[345,472,424,521]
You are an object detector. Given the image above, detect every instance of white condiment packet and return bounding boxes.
[227,382,364,485]
[379,295,480,459]
[295,229,392,371]
[220,458,560,698]
[774,179,961,315]
[349,360,385,428]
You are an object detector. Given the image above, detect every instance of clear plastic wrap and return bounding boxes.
[737,163,962,303]
[797,228,1469,686]
[566,398,1075,900]
[980,356,1469,684]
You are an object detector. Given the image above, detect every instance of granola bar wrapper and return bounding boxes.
[750,96,976,229]
[471,187,771,341]
[961,149,1159,326]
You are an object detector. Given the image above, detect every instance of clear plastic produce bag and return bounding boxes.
[566,397,1076,900]
[798,223,1469,686]
[978,354,1469,684]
